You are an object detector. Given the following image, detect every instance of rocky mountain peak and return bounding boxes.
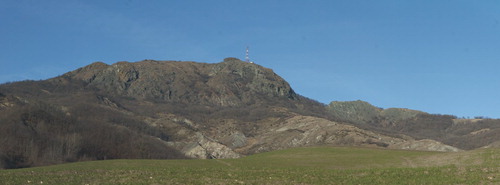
[62,58,298,106]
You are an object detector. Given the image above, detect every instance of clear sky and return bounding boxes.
[1,0,500,118]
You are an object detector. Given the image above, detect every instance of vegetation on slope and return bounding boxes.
[0,96,186,169]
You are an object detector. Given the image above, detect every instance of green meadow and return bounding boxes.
[1,146,499,184]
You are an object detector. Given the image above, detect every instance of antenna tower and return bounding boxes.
[245,46,250,62]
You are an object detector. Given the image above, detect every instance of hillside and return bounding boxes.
[1,146,499,184]
[327,100,500,150]
[0,58,498,169]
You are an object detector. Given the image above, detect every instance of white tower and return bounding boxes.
[245,46,250,63]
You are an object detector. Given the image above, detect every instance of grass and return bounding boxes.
[1,146,500,184]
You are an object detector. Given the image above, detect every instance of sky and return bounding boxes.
[1,0,500,118]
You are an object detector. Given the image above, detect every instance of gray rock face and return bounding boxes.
[65,58,297,106]
[221,131,248,149]
[169,133,241,159]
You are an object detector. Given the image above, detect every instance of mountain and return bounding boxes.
[1,58,495,169]
[0,58,326,168]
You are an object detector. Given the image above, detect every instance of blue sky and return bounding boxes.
[1,0,500,118]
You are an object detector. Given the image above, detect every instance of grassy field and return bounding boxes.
[1,146,500,184]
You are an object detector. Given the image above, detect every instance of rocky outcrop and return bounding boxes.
[180,134,241,159]
[243,116,403,153]
[225,115,461,154]
[160,113,461,158]
[389,139,461,152]
[64,58,298,106]
[145,113,242,159]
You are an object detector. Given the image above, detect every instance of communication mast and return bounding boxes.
[245,46,253,63]
[245,46,250,62]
